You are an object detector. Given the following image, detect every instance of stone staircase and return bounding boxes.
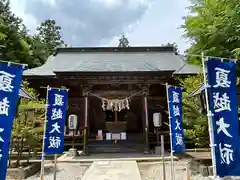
[88,133,144,153]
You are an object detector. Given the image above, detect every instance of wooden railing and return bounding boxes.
[148,131,170,150]
[64,129,84,148]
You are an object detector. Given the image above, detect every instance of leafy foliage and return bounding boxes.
[182,0,240,61]
[0,0,64,68]
[179,75,209,147]
[162,42,179,52]
[11,81,45,167]
[182,0,240,147]
[0,0,31,65]
[36,19,64,56]
[118,34,130,47]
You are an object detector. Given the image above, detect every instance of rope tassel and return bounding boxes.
[102,98,130,111]
[87,89,146,112]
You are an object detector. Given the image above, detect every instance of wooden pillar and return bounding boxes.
[114,111,118,144]
[83,92,88,155]
[61,86,69,135]
[143,91,149,154]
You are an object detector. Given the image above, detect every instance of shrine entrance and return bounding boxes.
[105,110,127,143]
[87,91,145,153]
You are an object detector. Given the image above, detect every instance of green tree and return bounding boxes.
[118,34,130,47]
[0,0,31,65]
[182,0,240,61]
[162,42,179,53]
[36,19,64,56]
[179,75,209,147]
[27,35,48,67]
[181,0,240,148]
[10,81,45,167]
[0,0,50,68]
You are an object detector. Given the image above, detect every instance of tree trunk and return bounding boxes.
[27,146,31,164]
[16,138,21,167]
[8,138,13,167]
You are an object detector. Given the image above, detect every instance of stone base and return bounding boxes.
[143,148,149,154]
[7,162,41,180]
[199,165,209,176]
[208,166,213,176]
[189,160,213,177]
[154,146,161,154]
[67,148,78,157]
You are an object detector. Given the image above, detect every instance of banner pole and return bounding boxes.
[165,83,175,180]
[53,154,57,180]
[201,52,217,179]
[40,85,50,180]
[186,162,190,180]
[161,134,166,180]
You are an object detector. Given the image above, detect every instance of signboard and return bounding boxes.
[168,87,186,153]
[207,58,240,177]
[112,133,121,140]
[0,63,24,180]
[44,88,68,155]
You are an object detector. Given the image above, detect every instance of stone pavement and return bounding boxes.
[26,163,90,180]
[81,160,142,180]
[57,152,178,163]
[139,161,189,180]
[19,159,218,180]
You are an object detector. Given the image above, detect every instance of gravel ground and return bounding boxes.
[9,160,240,180]
[138,161,188,180]
[191,175,214,180]
[138,161,240,180]
[26,163,90,180]
[191,175,240,180]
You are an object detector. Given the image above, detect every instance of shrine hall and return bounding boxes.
[23,46,200,154]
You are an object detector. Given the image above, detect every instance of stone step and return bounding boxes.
[88,144,144,149]
[81,161,142,180]
[88,148,142,154]
[88,142,144,153]
[88,140,143,145]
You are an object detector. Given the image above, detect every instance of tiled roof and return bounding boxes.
[23,46,201,76]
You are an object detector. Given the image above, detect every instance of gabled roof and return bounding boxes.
[19,88,35,100]
[189,80,240,98]
[188,83,205,97]
[23,46,201,76]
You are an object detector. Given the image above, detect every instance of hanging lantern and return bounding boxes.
[153,113,162,127]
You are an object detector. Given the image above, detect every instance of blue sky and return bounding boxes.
[10,0,191,53]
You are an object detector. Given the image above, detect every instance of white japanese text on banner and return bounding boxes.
[0,63,24,180]
[168,87,186,153]
[44,88,68,155]
[207,58,240,177]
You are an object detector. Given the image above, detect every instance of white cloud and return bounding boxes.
[10,0,38,34]
[13,0,153,46]
[10,0,191,52]
[107,0,191,53]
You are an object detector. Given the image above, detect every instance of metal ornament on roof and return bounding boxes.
[101,98,130,112]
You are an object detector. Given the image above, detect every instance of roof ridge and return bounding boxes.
[54,46,176,55]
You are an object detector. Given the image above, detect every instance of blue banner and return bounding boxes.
[168,87,185,153]
[207,58,240,177]
[44,88,68,155]
[0,63,24,180]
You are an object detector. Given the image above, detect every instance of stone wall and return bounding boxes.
[189,159,213,177]
[7,162,41,180]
